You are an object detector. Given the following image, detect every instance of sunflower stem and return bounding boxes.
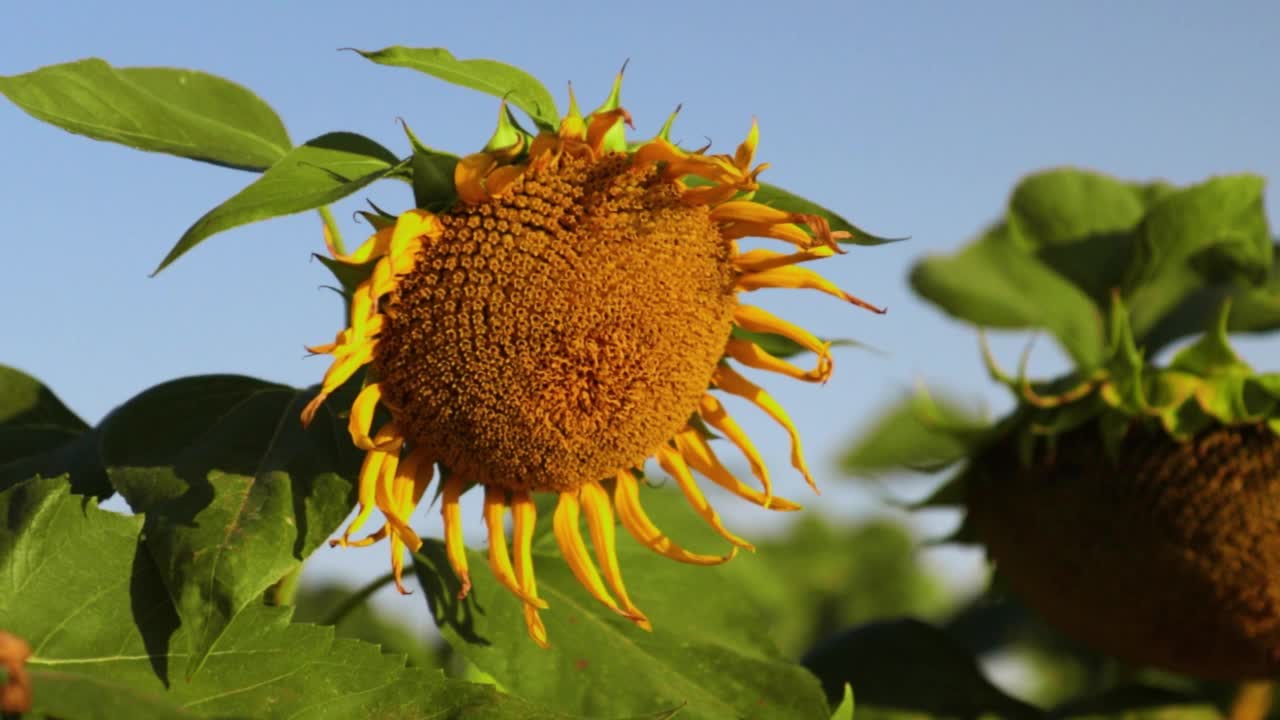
[318,205,345,256]
[320,571,396,626]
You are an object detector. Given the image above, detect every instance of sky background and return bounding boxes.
[4,0,1279,660]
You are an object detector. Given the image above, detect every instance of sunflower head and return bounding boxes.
[301,62,881,647]
[844,168,1280,679]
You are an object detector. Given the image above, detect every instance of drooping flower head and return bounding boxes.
[302,69,882,647]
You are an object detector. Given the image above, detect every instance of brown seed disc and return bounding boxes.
[373,152,738,492]
[966,421,1280,679]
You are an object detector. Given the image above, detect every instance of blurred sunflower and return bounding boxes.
[301,71,880,647]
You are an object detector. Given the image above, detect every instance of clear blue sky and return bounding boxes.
[5,1,1279,617]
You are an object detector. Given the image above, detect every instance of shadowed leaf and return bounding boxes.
[0,365,109,498]
[97,375,361,678]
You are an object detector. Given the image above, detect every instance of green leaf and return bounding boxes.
[354,46,561,130]
[911,224,1106,367]
[155,132,406,273]
[0,365,109,497]
[800,618,1042,719]
[1123,174,1271,342]
[0,59,289,171]
[830,685,854,720]
[841,389,991,477]
[1006,169,1165,305]
[753,183,904,246]
[415,486,830,720]
[401,121,461,211]
[293,580,442,669]
[723,516,947,659]
[1141,241,1280,354]
[97,375,361,678]
[0,477,591,719]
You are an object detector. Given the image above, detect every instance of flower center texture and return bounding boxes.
[374,152,738,492]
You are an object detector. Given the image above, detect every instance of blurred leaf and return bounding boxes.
[355,46,561,130]
[156,132,405,273]
[800,618,1043,719]
[830,685,855,720]
[724,516,947,659]
[1142,242,1280,355]
[841,389,991,477]
[0,59,289,171]
[0,364,109,497]
[910,225,1106,367]
[1049,685,1218,719]
[293,580,440,669]
[97,374,361,678]
[1123,174,1271,342]
[1007,170,1163,304]
[0,477,591,719]
[753,183,905,246]
[415,487,830,720]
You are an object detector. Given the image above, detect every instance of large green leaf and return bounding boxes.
[800,618,1042,719]
[1122,174,1271,341]
[910,225,1106,367]
[0,59,289,171]
[97,375,360,678]
[155,132,405,273]
[0,478,591,719]
[355,46,561,131]
[0,365,109,497]
[1006,170,1164,305]
[1141,247,1280,354]
[752,183,905,246]
[415,486,830,720]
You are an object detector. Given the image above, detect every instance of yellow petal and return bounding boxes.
[511,491,550,648]
[441,474,471,599]
[300,339,376,428]
[733,117,760,171]
[696,392,772,498]
[553,490,624,616]
[733,305,831,370]
[613,472,736,566]
[331,445,385,547]
[348,383,383,451]
[724,338,830,383]
[580,481,650,629]
[655,446,754,551]
[483,486,550,609]
[733,247,836,273]
[713,365,819,494]
[737,265,885,314]
[675,427,801,511]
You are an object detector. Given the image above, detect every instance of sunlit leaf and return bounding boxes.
[156,132,406,273]
[0,478,593,719]
[0,59,289,171]
[911,224,1105,367]
[1123,174,1271,342]
[97,375,361,678]
[355,46,561,130]
[415,487,830,720]
[0,365,109,498]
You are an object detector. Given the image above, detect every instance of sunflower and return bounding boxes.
[844,168,1280,680]
[300,73,880,647]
